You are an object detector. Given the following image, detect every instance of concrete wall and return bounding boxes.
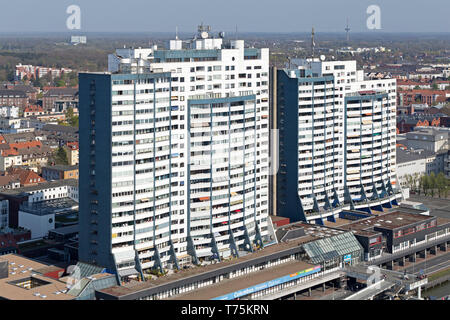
[18,211,55,239]
[396,159,426,188]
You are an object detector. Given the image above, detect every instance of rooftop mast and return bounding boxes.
[345,18,351,42]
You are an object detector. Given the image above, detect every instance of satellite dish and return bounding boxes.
[320,55,326,61]
[219,31,225,38]
[201,31,209,39]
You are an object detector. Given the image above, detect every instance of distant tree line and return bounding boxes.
[404,172,450,198]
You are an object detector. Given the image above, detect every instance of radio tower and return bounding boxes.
[311,27,315,59]
[345,18,350,42]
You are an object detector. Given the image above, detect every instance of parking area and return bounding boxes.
[408,195,450,219]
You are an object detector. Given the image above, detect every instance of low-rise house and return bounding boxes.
[0,106,19,118]
[7,167,46,187]
[42,87,78,112]
[397,115,442,133]
[23,105,45,117]
[0,149,22,171]
[42,165,78,181]
[0,175,21,191]
[3,84,38,101]
[64,142,79,165]
[0,90,28,109]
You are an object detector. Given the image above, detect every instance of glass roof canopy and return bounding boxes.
[302,232,363,264]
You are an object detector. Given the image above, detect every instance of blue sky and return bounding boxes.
[1,0,449,33]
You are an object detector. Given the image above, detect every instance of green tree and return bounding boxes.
[436,172,447,198]
[69,78,78,87]
[66,107,74,119]
[421,175,430,196]
[56,79,66,87]
[68,116,79,127]
[429,172,436,197]
[54,146,69,165]
[64,107,78,127]
[404,174,414,191]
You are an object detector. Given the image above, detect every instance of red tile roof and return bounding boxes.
[66,141,79,150]
[7,167,46,186]
[9,140,42,150]
[24,105,44,113]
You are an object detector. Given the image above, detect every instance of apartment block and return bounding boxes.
[79,27,274,280]
[275,58,401,224]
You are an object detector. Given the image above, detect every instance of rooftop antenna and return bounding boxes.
[197,23,211,39]
[175,26,179,40]
[345,18,350,42]
[311,27,316,60]
[235,25,238,40]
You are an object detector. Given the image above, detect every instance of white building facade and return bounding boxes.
[79,27,274,278]
[276,58,401,223]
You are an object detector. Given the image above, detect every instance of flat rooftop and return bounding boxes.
[277,221,347,239]
[0,179,78,196]
[20,197,78,216]
[43,165,78,171]
[99,237,317,298]
[269,215,290,223]
[0,254,73,300]
[337,211,434,236]
[323,217,355,227]
[59,272,113,285]
[48,224,78,236]
[169,260,315,300]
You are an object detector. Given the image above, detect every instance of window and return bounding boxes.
[369,236,381,246]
